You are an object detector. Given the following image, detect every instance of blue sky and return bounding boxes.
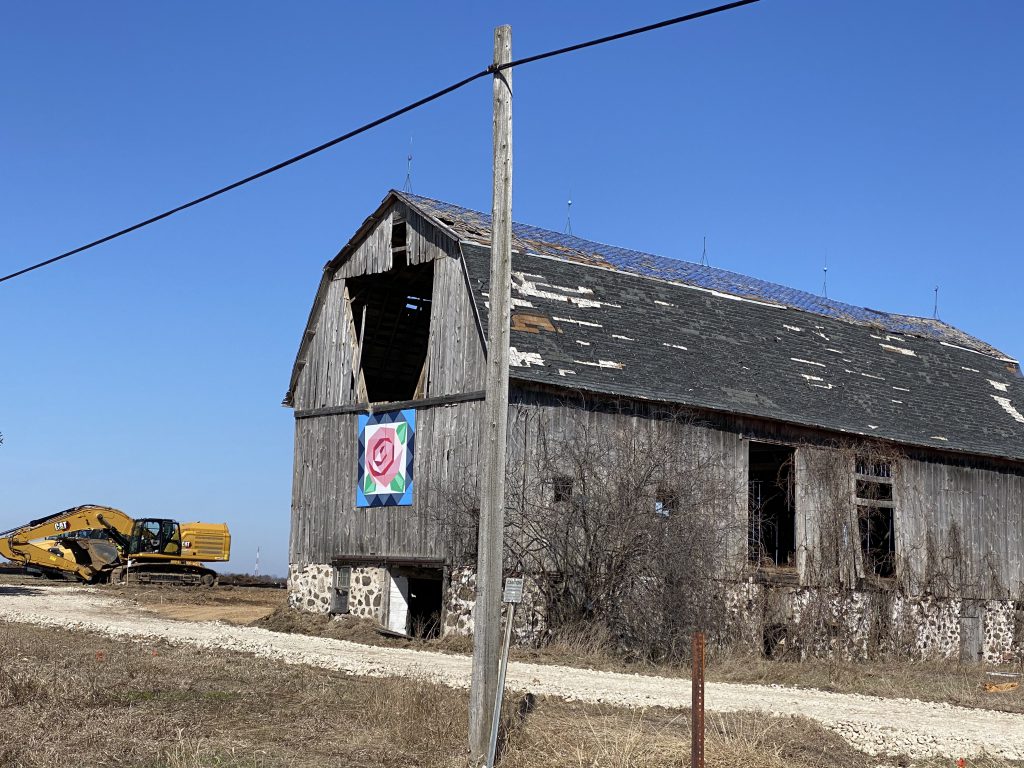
[2,1,1021,577]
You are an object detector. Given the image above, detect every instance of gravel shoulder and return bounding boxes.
[1,584,1021,762]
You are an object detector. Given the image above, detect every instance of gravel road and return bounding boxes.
[1,585,1021,761]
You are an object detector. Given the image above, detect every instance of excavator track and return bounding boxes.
[110,564,218,587]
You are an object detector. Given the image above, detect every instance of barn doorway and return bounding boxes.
[748,442,796,568]
[385,566,443,638]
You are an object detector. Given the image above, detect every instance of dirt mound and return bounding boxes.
[254,605,406,645]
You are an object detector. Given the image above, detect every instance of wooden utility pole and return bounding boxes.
[469,23,513,766]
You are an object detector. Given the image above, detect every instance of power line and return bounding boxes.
[0,68,491,285]
[1,0,761,285]
[496,0,759,72]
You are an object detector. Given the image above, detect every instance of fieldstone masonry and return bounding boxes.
[289,563,1021,662]
[440,566,547,645]
[984,600,1018,663]
[348,566,385,621]
[287,563,336,614]
[726,580,1021,663]
[443,566,476,637]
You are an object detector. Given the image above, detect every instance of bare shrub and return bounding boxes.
[434,400,744,663]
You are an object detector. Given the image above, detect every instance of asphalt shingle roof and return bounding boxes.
[396,193,1023,462]
[458,242,1024,461]
[404,192,1012,359]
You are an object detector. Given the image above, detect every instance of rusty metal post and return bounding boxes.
[691,632,705,768]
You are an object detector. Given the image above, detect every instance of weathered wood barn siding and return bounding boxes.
[898,458,1024,598]
[290,404,487,564]
[503,391,750,565]
[289,201,487,566]
[496,396,1024,602]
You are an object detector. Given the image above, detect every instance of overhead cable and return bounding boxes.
[0,0,760,285]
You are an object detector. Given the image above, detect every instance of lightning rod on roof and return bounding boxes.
[822,250,828,298]
[403,137,413,193]
[933,285,940,319]
[565,194,572,235]
[700,235,708,266]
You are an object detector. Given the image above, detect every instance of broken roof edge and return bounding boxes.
[400,191,1015,363]
[506,376,1024,466]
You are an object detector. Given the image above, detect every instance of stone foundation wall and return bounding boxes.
[443,566,476,637]
[287,563,336,614]
[726,580,1021,663]
[511,573,548,645]
[984,600,1019,664]
[348,566,385,621]
[441,566,547,646]
[290,561,1021,663]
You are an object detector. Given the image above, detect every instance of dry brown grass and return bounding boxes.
[1,618,962,768]
[252,602,1024,716]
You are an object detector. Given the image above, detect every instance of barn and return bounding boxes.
[285,189,1024,661]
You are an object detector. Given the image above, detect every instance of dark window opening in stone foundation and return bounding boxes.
[332,566,351,614]
[348,259,434,404]
[748,442,796,567]
[855,459,896,578]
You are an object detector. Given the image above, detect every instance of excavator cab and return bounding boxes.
[128,518,182,557]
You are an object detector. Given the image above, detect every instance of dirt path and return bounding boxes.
[1,585,1021,762]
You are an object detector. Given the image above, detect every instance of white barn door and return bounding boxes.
[387,573,410,634]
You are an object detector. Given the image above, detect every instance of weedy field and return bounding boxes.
[3,578,1022,767]
[0,618,998,768]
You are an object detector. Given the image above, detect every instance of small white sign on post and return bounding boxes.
[502,576,524,604]
[487,576,525,768]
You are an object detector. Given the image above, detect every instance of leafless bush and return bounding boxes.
[434,400,744,662]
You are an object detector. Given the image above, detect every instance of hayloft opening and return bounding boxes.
[348,260,434,403]
[748,442,796,568]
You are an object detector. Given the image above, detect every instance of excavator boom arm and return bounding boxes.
[0,505,135,580]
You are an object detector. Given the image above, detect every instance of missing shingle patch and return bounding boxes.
[509,347,544,368]
[880,343,917,357]
[992,396,1024,424]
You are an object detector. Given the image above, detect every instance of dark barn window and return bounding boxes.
[348,260,434,403]
[855,459,896,578]
[550,475,574,504]
[748,442,796,567]
[655,488,678,518]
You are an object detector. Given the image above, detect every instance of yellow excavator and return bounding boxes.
[0,504,230,586]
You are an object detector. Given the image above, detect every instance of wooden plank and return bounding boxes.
[335,209,393,278]
[294,390,486,420]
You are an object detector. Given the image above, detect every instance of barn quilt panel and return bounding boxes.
[356,409,415,507]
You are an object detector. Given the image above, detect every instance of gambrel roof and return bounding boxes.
[289,190,1024,462]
